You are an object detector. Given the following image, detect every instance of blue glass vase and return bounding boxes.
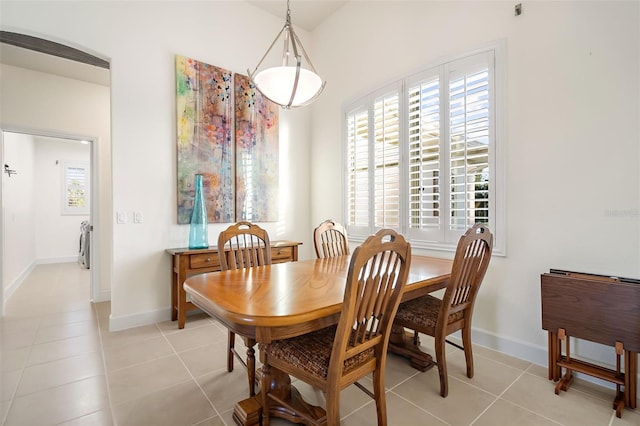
[188,174,209,249]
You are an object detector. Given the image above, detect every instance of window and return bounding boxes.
[344,44,504,254]
[61,161,90,215]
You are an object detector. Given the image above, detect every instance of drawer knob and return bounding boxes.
[206,257,212,262]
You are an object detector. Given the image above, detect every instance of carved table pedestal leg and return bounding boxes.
[233,366,325,426]
[388,325,436,372]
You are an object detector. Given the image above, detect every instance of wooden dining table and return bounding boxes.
[184,254,453,426]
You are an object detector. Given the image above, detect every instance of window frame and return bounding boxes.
[61,160,90,216]
[342,41,506,255]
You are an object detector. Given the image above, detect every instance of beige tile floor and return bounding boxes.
[1,262,639,426]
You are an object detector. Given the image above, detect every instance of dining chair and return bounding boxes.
[313,219,349,258]
[217,221,272,397]
[393,223,493,397]
[260,229,411,426]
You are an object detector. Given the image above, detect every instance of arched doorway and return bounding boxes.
[0,31,111,313]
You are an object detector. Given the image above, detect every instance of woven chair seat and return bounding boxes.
[392,224,493,398]
[260,325,374,380]
[395,294,464,333]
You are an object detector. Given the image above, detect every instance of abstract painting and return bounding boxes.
[176,55,234,224]
[234,74,279,222]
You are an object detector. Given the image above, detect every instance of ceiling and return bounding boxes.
[247,0,347,31]
[0,1,346,86]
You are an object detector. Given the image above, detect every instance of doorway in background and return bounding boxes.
[1,131,97,310]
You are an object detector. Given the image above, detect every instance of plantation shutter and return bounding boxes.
[344,46,500,249]
[346,108,370,229]
[448,52,492,232]
[373,91,400,229]
[407,74,442,239]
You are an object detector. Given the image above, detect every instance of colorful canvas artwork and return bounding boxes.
[234,74,279,222]
[176,56,234,224]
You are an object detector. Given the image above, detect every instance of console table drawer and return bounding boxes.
[272,246,294,262]
[190,253,221,270]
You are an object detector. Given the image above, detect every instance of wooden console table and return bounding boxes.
[167,240,301,329]
[541,269,639,417]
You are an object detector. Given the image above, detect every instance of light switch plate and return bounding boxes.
[134,211,143,224]
[116,211,126,224]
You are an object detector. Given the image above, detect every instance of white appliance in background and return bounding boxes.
[78,220,90,269]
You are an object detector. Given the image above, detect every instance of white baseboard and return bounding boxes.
[36,256,78,264]
[467,327,640,394]
[109,307,171,332]
[3,261,36,311]
[468,326,548,366]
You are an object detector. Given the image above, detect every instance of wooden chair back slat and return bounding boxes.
[218,221,272,271]
[314,219,350,258]
[329,229,411,379]
[441,224,493,323]
[216,221,272,398]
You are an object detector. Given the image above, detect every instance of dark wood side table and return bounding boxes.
[166,240,302,329]
[541,269,639,418]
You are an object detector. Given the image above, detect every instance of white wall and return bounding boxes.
[2,132,36,299]
[0,1,313,328]
[311,1,640,369]
[0,64,112,301]
[34,137,90,261]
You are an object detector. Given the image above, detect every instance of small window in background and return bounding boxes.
[62,161,90,215]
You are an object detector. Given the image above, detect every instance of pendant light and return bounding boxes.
[248,0,326,109]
